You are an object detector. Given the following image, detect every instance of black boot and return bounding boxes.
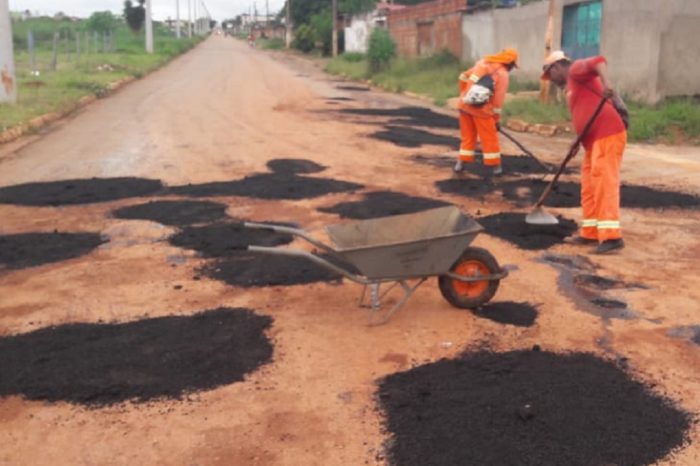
[596,239,624,254]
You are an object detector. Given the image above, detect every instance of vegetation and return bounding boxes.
[367,28,395,73]
[259,38,285,50]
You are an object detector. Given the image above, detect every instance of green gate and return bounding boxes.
[562,0,602,60]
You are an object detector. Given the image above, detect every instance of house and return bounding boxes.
[344,3,405,53]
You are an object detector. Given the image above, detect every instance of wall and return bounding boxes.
[345,12,374,53]
[388,0,467,59]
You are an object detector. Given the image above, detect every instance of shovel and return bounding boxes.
[498,127,551,173]
[526,97,609,226]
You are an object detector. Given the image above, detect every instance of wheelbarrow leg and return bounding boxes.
[368,279,427,326]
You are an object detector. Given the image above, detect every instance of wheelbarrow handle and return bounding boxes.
[243,222,337,255]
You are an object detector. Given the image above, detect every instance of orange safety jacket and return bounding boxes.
[458,60,510,121]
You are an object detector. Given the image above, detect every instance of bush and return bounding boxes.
[342,52,365,62]
[367,28,395,73]
[261,38,285,50]
[293,24,316,53]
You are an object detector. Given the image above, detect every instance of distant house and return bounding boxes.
[345,3,405,53]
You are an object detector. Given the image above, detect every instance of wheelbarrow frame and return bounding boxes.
[244,207,507,324]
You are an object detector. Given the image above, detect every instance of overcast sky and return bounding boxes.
[8,0,286,21]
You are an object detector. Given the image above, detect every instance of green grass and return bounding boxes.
[259,38,285,50]
[627,98,700,143]
[1,19,202,131]
[502,98,571,125]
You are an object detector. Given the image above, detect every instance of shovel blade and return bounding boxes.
[526,207,559,225]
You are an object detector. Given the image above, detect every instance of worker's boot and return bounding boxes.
[454,160,464,173]
[595,239,624,254]
[492,164,503,176]
[571,236,597,246]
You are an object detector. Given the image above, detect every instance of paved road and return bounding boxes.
[1,36,699,465]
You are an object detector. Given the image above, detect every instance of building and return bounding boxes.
[344,3,405,53]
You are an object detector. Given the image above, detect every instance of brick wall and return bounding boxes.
[388,0,467,59]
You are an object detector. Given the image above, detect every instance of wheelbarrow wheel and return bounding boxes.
[438,247,500,309]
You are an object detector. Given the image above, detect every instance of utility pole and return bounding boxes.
[0,0,17,103]
[266,0,269,27]
[285,0,291,48]
[331,0,338,57]
[539,0,555,104]
[175,0,181,38]
[145,0,154,53]
[188,0,192,37]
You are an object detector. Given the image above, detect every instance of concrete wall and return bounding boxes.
[388,0,467,59]
[345,12,374,53]
[462,0,700,103]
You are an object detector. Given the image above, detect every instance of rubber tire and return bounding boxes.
[439,247,501,309]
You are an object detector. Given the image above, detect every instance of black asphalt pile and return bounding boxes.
[318,191,449,219]
[502,179,700,209]
[371,126,460,148]
[574,273,626,291]
[0,308,273,405]
[340,107,457,129]
[112,200,229,226]
[470,301,538,327]
[412,154,551,175]
[327,97,354,102]
[202,252,343,287]
[0,232,106,270]
[335,85,370,91]
[0,177,164,206]
[590,297,628,309]
[169,222,294,257]
[170,173,362,200]
[378,350,690,466]
[435,177,496,199]
[478,213,577,250]
[266,158,327,174]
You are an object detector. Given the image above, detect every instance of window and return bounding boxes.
[562,0,602,60]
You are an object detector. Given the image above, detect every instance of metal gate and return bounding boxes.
[562,0,602,60]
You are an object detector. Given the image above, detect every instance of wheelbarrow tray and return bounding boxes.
[325,206,483,280]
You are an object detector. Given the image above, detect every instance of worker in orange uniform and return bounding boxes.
[541,51,628,254]
[456,48,519,176]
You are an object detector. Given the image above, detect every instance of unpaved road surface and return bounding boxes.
[1,36,700,465]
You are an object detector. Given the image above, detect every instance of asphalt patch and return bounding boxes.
[335,85,370,91]
[590,297,628,309]
[201,252,343,287]
[0,308,273,405]
[501,179,700,209]
[574,273,626,291]
[340,107,457,129]
[371,125,460,148]
[112,200,229,226]
[318,191,450,219]
[266,158,327,174]
[435,177,496,199]
[378,350,690,466]
[470,301,538,327]
[0,232,106,270]
[169,222,294,258]
[0,177,164,206]
[412,154,551,175]
[478,213,577,250]
[327,97,353,102]
[170,173,362,200]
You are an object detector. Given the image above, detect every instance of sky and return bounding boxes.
[8,0,287,21]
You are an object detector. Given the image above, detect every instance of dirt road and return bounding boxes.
[1,36,699,465]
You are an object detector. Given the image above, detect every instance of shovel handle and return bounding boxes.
[497,127,550,172]
[533,97,608,208]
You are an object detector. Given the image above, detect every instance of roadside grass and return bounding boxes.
[259,38,285,50]
[1,21,202,131]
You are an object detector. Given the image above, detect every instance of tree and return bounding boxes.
[87,11,117,33]
[124,0,146,33]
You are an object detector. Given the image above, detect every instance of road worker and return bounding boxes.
[456,48,519,176]
[541,51,627,254]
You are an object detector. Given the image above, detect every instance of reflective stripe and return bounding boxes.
[469,74,480,83]
[597,221,621,229]
[582,219,598,227]
[459,149,476,156]
[493,108,502,114]
[483,152,501,160]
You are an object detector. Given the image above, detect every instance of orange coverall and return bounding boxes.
[457,60,510,167]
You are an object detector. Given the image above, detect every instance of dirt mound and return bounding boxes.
[0,232,106,270]
[470,301,538,327]
[501,179,700,209]
[201,252,343,287]
[0,308,273,405]
[266,158,327,174]
[371,126,460,148]
[0,177,164,206]
[169,222,294,257]
[435,177,496,199]
[378,350,690,466]
[170,173,362,200]
[112,200,229,226]
[319,191,449,219]
[340,107,457,129]
[478,213,577,250]
[412,154,552,175]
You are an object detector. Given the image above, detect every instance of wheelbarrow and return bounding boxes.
[245,206,508,324]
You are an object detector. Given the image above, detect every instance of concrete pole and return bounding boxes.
[145,0,154,53]
[193,0,198,35]
[176,0,181,38]
[0,0,17,103]
[285,0,292,48]
[332,0,338,57]
[539,0,555,104]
